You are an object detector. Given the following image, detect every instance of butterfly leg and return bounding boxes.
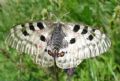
[65,68,75,81]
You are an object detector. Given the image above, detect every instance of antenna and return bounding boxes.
[50,12,70,22]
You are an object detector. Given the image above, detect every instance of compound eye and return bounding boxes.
[58,51,65,57]
[48,50,53,56]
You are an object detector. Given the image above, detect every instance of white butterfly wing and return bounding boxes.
[6,21,54,67]
[56,23,111,69]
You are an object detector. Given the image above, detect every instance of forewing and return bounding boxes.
[56,23,111,69]
[6,21,54,67]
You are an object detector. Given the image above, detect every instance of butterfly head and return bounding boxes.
[47,48,65,57]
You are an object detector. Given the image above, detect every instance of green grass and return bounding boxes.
[0,0,120,81]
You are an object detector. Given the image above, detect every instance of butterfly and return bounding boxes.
[5,21,111,69]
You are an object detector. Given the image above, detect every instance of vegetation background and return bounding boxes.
[0,0,120,81]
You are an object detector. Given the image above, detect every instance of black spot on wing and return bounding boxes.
[73,24,80,32]
[92,28,96,32]
[40,35,46,42]
[37,22,44,29]
[70,38,76,44]
[81,26,88,34]
[29,23,35,31]
[22,30,29,36]
[44,49,47,52]
[21,24,25,27]
[88,35,93,41]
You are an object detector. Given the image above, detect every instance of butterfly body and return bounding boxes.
[46,23,66,57]
[6,21,111,69]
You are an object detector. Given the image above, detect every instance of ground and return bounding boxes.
[0,0,120,81]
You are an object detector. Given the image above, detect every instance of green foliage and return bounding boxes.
[0,0,120,81]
